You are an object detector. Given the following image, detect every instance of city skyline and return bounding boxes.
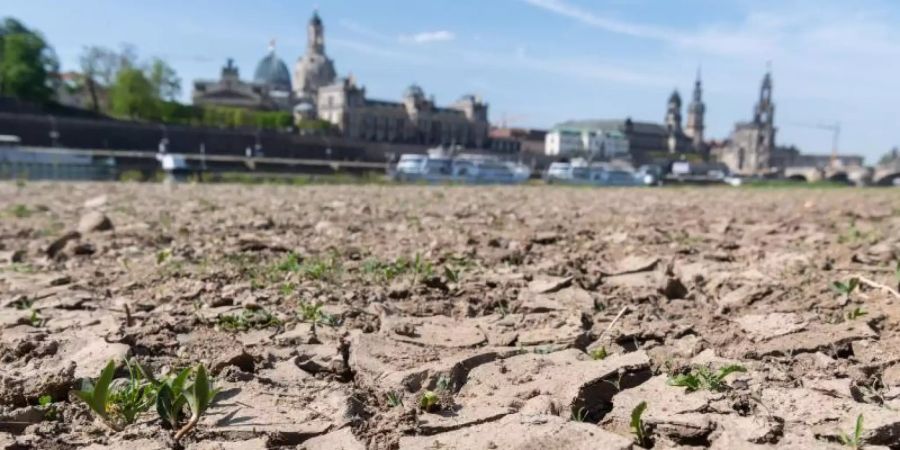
[4,0,899,162]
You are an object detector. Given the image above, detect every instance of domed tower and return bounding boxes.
[685,69,705,151]
[254,42,292,92]
[293,10,337,100]
[665,90,682,154]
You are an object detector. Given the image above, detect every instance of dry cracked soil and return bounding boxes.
[2,182,900,450]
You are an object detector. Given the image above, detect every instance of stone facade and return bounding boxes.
[715,71,776,175]
[292,11,337,105]
[316,80,489,147]
[192,59,278,110]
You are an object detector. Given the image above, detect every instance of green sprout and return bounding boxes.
[419,391,439,412]
[631,401,649,447]
[846,307,868,321]
[590,346,609,360]
[8,204,31,218]
[571,406,588,422]
[171,365,221,441]
[832,278,860,296]
[667,364,747,392]
[386,392,403,408]
[156,249,171,265]
[276,252,302,273]
[838,414,865,450]
[443,265,460,284]
[217,307,282,332]
[74,359,154,431]
[28,310,44,327]
[38,395,58,420]
[297,302,339,327]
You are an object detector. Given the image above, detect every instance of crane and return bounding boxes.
[786,122,841,168]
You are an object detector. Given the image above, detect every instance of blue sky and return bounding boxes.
[4,0,899,162]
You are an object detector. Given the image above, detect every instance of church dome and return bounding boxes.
[404,84,425,99]
[254,51,292,92]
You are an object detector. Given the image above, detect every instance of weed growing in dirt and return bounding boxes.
[362,254,434,285]
[297,301,340,326]
[38,395,58,420]
[28,310,43,327]
[668,364,747,392]
[590,346,609,360]
[156,249,171,265]
[75,360,220,440]
[217,307,282,332]
[838,414,865,450]
[832,278,860,296]
[168,365,221,441]
[631,401,649,447]
[443,265,460,284]
[570,406,588,422]
[6,204,31,218]
[846,307,868,321]
[75,359,153,430]
[276,252,302,273]
[386,392,403,408]
[419,391,439,411]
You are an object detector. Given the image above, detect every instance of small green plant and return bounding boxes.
[386,392,403,408]
[279,282,296,296]
[74,359,154,430]
[217,307,282,332]
[38,395,58,420]
[668,364,747,392]
[590,346,609,360]
[297,302,339,327]
[443,265,460,284]
[419,391,439,411]
[28,310,43,327]
[571,406,588,422]
[171,365,220,441]
[832,278,860,296]
[631,401,649,447]
[846,307,868,321]
[276,252,302,273]
[838,414,864,450]
[154,368,192,429]
[7,204,31,218]
[156,249,171,265]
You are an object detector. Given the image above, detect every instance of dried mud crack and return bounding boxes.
[2,183,900,449]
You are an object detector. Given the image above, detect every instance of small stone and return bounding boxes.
[46,231,80,258]
[77,211,113,233]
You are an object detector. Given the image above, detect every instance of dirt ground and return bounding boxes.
[2,182,900,450]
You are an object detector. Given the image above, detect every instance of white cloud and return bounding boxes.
[400,30,456,44]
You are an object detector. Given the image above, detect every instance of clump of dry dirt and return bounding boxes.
[2,182,900,449]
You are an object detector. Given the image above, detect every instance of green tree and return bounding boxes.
[108,67,159,120]
[0,18,58,103]
[148,58,180,101]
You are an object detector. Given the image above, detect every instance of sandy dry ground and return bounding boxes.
[2,182,900,449]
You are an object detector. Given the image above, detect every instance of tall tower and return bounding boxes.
[665,90,682,153]
[754,69,776,164]
[308,10,325,55]
[685,69,705,152]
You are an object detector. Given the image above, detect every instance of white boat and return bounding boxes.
[545,159,648,186]
[393,147,531,184]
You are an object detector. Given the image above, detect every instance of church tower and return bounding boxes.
[753,70,776,160]
[685,70,705,152]
[665,90,682,153]
[308,10,325,55]
[293,9,337,100]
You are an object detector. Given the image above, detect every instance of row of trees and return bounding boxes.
[0,17,304,131]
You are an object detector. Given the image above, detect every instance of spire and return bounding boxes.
[307,8,325,54]
[692,66,703,102]
[268,38,276,54]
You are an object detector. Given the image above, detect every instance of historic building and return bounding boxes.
[547,77,705,164]
[292,10,337,114]
[316,80,489,147]
[713,71,776,175]
[684,72,705,151]
[192,45,293,111]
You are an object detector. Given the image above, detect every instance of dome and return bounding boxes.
[254,51,292,92]
[404,84,425,99]
[668,90,682,106]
